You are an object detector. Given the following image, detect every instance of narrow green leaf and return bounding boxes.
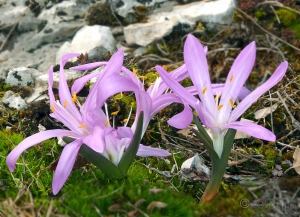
[62,137,125,179]
[79,144,125,179]
[118,112,144,175]
[193,114,213,145]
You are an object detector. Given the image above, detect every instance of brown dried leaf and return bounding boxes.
[293,145,300,174]
[127,210,139,217]
[146,201,167,212]
[149,187,163,194]
[108,204,124,212]
[134,198,145,207]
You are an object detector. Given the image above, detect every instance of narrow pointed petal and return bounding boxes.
[184,34,215,109]
[151,94,183,117]
[230,61,288,122]
[132,91,152,136]
[59,53,82,121]
[137,144,170,157]
[218,42,256,124]
[101,49,124,76]
[117,127,133,139]
[167,103,193,129]
[156,65,198,107]
[96,74,140,107]
[71,72,101,94]
[83,126,105,152]
[70,62,106,71]
[52,139,82,194]
[223,121,276,141]
[6,130,76,171]
[187,85,251,100]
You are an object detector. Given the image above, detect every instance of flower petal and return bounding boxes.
[6,130,76,172]
[52,139,82,194]
[230,61,288,122]
[167,102,193,129]
[117,127,134,138]
[96,74,140,107]
[71,72,101,94]
[70,62,106,71]
[151,93,183,117]
[83,126,105,152]
[218,42,256,124]
[223,121,276,141]
[137,144,170,157]
[156,65,198,107]
[184,34,215,110]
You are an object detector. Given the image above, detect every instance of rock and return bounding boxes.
[5,67,43,86]
[124,0,236,46]
[38,1,89,25]
[0,41,63,80]
[2,90,28,110]
[24,22,84,52]
[56,25,116,63]
[18,11,45,33]
[181,154,210,176]
[0,5,27,30]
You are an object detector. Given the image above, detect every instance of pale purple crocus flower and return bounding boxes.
[70,51,251,136]
[156,34,288,157]
[6,50,168,195]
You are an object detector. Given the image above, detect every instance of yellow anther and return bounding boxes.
[233,105,236,108]
[63,100,67,108]
[163,65,168,70]
[202,87,207,94]
[51,105,55,113]
[111,110,119,116]
[78,123,86,128]
[214,96,217,102]
[68,133,71,136]
[123,118,128,123]
[138,75,147,79]
[229,75,233,82]
[133,68,137,77]
[131,102,135,106]
[217,104,224,110]
[229,98,234,107]
[104,119,109,126]
[72,91,77,104]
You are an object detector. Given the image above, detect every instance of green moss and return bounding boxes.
[275,8,297,27]
[290,22,300,39]
[254,8,267,19]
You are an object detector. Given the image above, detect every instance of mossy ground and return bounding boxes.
[1,1,300,216]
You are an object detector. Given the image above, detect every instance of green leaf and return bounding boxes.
[79,144,125,179]
[118,112,144,175]
[62,137,125,179]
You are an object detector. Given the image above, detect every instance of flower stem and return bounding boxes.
[201,128,236,203]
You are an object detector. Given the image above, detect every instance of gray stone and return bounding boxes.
[5,67,43,87]
[0,5,27,30]
[2,90,28,110]
[124,0,236,46]
[18,12,45,32]
[56,25,116,63]
[24,22,84,52]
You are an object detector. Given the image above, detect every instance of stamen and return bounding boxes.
[123,118,128,123]
[229,75,233,82]
[133,68,137,77]
[72,91,77,104]
[51,105,55,113]
[163,65,168,70]
[217,104,224,110]
[78,123,86,128]
[138,75,147,79]
[229,98,234,107]
[104,120,109,126]
[233,105,236,108]
[202,87,207,94]
[63,101,67,108]
[111,110,119,116]
[214,96,217,102]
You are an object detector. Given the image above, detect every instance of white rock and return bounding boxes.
[124,0,236,46]
[56,25,116,63]
[0,5,27,29]
[5,67,43,86]
[2,90,28,110]
[38,1,88,24]
[181,154,210,176]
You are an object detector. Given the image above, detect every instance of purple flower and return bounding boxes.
[156,34,288,157]
[6,50,168,195]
